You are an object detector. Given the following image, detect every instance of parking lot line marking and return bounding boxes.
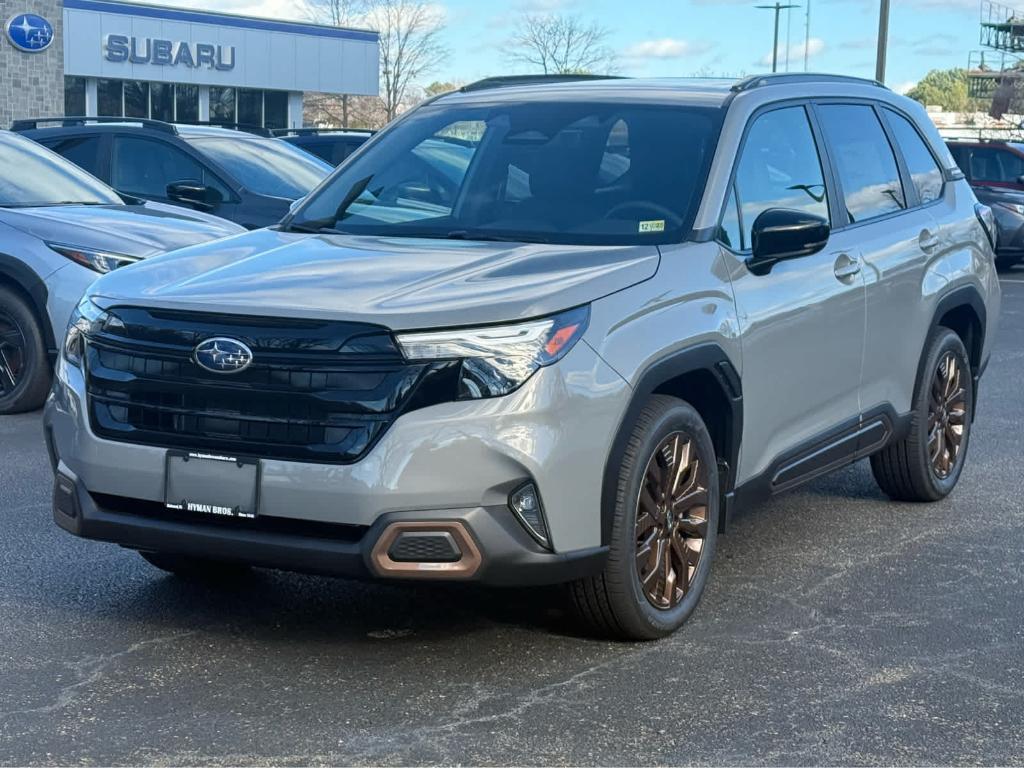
[999,278,1024,284]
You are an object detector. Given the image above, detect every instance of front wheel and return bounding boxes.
[0,286,51,415]
[871,328,973,502]
[570,395,719,640]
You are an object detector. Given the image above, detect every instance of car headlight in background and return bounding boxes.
[47,243,140,274]
[63,297,110,367]
[996,201,1024,216]
[396,305,590,399]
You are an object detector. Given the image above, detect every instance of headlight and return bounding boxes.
[396,306,590,398]
[63,297,109,368]
[997,201,1024,216]
[48,242,140,274]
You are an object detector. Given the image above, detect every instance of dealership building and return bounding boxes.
[0,0,380,130]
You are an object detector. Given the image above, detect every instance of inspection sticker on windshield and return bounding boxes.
[639,220,666,233]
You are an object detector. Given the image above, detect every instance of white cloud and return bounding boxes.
[623,38,711,60]
[758,37,824,68]
[894,80,918,95]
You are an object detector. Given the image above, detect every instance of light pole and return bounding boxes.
[875,0,891,83]
[757,3,800,73]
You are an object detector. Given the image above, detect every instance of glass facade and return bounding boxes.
[176,85,199,123]
[209,86,236,124]
[64,77,86,116]
[64,78,292,128]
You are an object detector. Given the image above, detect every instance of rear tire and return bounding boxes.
[139,551,252,580]
[0,285,51,415]
[870,328,973,502]
[570,395,719,640]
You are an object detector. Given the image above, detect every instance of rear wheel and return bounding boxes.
[139,551,252,580]
[871,328,973,502]
[570,395,719,640]
[0,286,50,415]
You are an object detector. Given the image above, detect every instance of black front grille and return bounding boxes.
[85,307,457,463]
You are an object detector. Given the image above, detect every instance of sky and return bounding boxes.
[128,0,987,94]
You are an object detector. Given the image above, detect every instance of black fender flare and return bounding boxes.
[600,342,743,544]
[917,284,988,415]
[0,253,54,353]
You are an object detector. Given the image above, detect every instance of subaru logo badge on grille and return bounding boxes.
[194,337,253,374]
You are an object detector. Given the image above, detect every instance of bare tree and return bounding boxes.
[301,0,367,27]
[301,0,370,126]
[366,0,448,122]
[505,14,616,75]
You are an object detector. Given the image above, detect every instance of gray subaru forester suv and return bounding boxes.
[45,74,1002,639]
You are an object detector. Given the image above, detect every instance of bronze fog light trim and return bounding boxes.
[370,521,482,579]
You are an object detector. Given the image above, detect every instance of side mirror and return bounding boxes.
[747,208,830,276]
[166,181,222,211]
[288,195,306,214]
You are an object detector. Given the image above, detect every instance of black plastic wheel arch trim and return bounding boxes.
[600,342,742,545]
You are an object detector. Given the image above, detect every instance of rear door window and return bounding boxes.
[818,104,906,223]
[46,135,104,179]
[883,109,944,204]
[720,105,829,251]
[111,136,229,200]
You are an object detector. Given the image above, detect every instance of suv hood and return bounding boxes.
[0,202,244,259]
[89,228,660,329]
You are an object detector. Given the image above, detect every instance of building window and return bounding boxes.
[176,84,199,123]
[264,90,288,130]
[209,87,236,124]
[238,89,263,128]
[64,77,86,116]
[97,79,123,116]
[124,81,149,118]
[151,82,174,122]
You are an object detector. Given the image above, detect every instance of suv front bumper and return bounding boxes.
[44,341,628,584]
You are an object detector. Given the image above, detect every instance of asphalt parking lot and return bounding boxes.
[1,274,1022,767]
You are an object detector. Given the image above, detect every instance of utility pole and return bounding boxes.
[804,0,812,71]
[876,0,891,83]
[757,3,800,73]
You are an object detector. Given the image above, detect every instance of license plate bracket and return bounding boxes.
[164,450,260,519]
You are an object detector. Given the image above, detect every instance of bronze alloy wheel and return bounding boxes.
[928,351,968,479]
[635,432,710,610]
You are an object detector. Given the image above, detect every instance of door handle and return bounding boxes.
[919,228,940,252]
[833,254,861,280]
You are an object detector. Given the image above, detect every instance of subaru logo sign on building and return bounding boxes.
[5,13,54,52]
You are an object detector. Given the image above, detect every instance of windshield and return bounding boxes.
[187,137,331,200]
[0,132,122,207]
[288,101,721,245]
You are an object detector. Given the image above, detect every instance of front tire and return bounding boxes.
[871,328,973,502]
[0,286,51,415]
[570,395,719,640]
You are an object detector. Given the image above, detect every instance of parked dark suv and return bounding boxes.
[947,139,1024,268]
[274,128,374,166]
[13,118,332,230]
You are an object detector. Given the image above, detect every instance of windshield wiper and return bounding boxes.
[444,230,542,243]
[282,219,347,234]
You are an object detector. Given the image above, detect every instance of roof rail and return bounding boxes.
[175,120,272,137]
[270,127,376,137]
[731,73,887,92]
[459,74,624,93]
[10,116,178,134]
